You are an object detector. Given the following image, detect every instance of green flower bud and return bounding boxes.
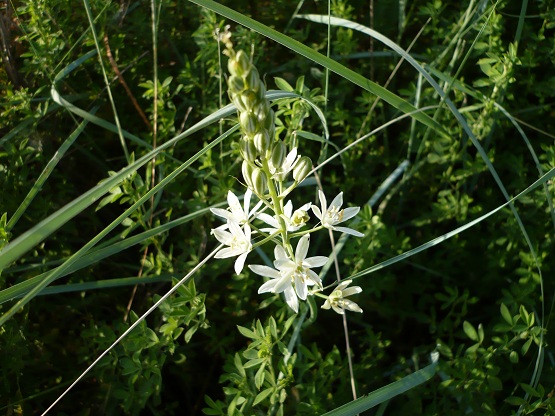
[251,167,267,195]
[293,156,312,183]
[254,130,271,156]
[232,95,248,113]
[243,91,259,110]
[270,141,286,170]
[228,75,245,94]
[228,58,241,77]
[240,112,258,137]
[254,100,270,123]
[235,50,251,75]
[244,67,261,92]
[242,160,254,189]
[240,138,258,162]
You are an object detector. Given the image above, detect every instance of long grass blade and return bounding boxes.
[321,352,439,415]
[187,0,448,137]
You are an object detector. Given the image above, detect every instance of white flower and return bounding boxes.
[210,189,262,228]
[269,147,299,181]
[212,221,252,274]
[249,235,327,313]
[321,280,363,314]
[311,190,364,237]
[257,200,311,233]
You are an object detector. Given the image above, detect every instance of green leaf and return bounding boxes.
[244,358,265,369]
[237,325,257,340]
[521,337,534,356]
[254,362,266,390]
[463,321,479,342]
[521,383,540,398]
[500,303,513,325]
[253,387,274,406]
[234,353,245,378]
[274,77,294,92]
[505,396,528,406]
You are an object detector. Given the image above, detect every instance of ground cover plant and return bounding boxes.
[1,0,554,414]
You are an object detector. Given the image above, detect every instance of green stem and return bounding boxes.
[261,159,292,256]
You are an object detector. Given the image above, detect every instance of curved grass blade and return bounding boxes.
[0,125,236,326]
[322,352,439,415]
[6,109,96,232]
[187,0,448,138]
[346,167,555,283]
[0,204,221,303]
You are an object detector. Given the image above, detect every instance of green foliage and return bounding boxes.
[0,0,554,415]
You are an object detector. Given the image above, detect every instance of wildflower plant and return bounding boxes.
[212,33,364,314]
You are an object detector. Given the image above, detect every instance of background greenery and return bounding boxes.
[1,0,554,414]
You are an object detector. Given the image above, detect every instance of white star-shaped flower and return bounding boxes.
[212,221,252,274]
[311,190,364,237]
[321,280,363,314]
[210,189,262,228]
[249,235,327,313]
[257,200,311,233]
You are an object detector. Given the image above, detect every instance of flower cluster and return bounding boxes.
[210,37,364,315]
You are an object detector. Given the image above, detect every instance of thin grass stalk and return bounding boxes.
[40,244,223,415]
[82,0,129,161]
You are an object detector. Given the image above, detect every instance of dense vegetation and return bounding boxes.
[1,0,554,414]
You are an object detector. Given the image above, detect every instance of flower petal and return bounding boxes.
[283,200,293,217]
[211,228,231,244]
[215,247,237,259]
[295,235,310,262]
[294,274,308,300]
[332,304,345,314]
[248,265,281,279]
[341,206,360,222]
[234,252,248,274]
[311,205,322,221]
[307,270,322,288]
[243,189,252,214]
[283,287,299,313]
[274,245,288,261]
[318,190,327,214]
[210,207,232,221]
[343,299,363,313]
[329,192,343,209]
[258,279,278,293]
[227,190,242,212]
[342,287,362,297]
[303,256,328,268]
[257,213,279,228]
[273,274,292,294]
[333,226,364,237]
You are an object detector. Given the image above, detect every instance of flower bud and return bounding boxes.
[240,112,258,137]
[228,58,241,77]
[293,156,312,183]
[240,139,258,162]
[235,50,251,75]
[254,100,270,123]
[228,75,245,94]
[243,91,258,110]
[232,95,247,112]
[270,141,286,170]
[251,167,267,195]
[242,160,254,189]
[291,208,310,228]
[244,67,261,92]
[253,130,271,156]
